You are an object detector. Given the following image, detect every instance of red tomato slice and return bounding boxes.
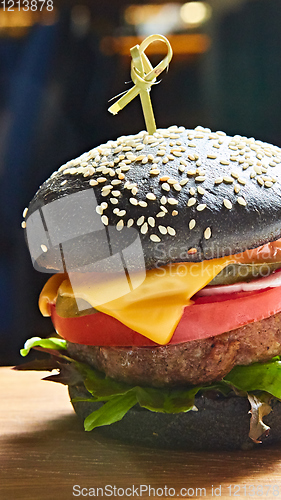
[51,285,281,347]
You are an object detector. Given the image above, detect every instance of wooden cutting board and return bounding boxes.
[1,367,281,500]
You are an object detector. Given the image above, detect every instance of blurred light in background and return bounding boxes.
[124,2,212,36]
[0,8,57,37]
[70,5,91,38]
[180,2,212,26]
[100,33,211,56]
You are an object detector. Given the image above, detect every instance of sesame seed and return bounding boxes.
[112,190,121,197]
[167,198,178,205]
[118,173,125,180]
[113,208,120,214]
[188,248,197,254]
[96,206,103,215]
[189,187,196,195]
[139,200,148,208]
[146,193,156,200]
[160,196,167,205]
[162,157,169,164]
[148,217,155,227]
[141,222,148,234]
[97,177,107,183]
[160,176,170,182]
[223,176,233,184]
[220,160,230,165]
[162,183,170,192]
[101,215,109,226]
[196,160,202,167]
[223,199,232,210]
[129,198,138,206]
[237,197,247,206]
[214,178,223,185]
[101,202,108,209]
[171,150,182,157]
[180,178,189,186]
[118,210,126,217]
[265,181,273,188]
[234,184,241,194]
[207,154,217,159]
[89,179,98,186]
[197,186,205,195]
[101,189,111,197]
[187,198,196,207]
[197,204,207,211]
[204,227,212,240]
[159,225,167,235]
[156,212,166,218]
[131,187,138,196]
[167,226,176,236]
[257,177,264,186]
[116,220,124,231]
[127,219,134,227]
[173,183,181,191]
[172,210,178,216]
[21,221,26,229]
[41,244,48,253]
[135,155,146,162]
[237,178,246,185]
[189,219,196,230]
[195,176,205,182]
[110,198,119,204]
[150,234,161,242]
[23,207,28,218]
[231,172,239,179]
[180,159,188,166]
[254,165,262,174]
[157,151,166,156]
[150,169,160,176]
[160,205,168,213]
[188,143,196,148]
[188,154,195,161]
[137,216,145,226]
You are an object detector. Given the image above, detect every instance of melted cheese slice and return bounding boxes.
[39,257,234,345]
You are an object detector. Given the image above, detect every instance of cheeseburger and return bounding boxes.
[20,125,281,450]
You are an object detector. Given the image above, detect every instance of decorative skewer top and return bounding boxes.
[108,34,173,135]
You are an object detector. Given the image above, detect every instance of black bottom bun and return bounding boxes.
[69,385,281,451]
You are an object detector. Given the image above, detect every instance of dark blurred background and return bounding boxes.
[1,0,281,365]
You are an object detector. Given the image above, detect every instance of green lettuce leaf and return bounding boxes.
[224,357,281,399]
[84,391,138,431]
[20,337,67,357]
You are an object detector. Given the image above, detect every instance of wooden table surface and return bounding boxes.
[1,367,281,500]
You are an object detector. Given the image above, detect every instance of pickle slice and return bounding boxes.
[209,262,281,286]
[56,293,97,318]
[55,262,281,318]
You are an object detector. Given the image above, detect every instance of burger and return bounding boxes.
[20,124,281,450]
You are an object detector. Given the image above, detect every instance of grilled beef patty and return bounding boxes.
[66,311,281,388]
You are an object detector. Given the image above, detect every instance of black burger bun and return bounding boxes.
[69,384,281,451]
[23,126,281,273]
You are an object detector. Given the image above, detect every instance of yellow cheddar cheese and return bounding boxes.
[39,257,234,345]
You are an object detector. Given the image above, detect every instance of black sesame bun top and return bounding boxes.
[23,125,281,273]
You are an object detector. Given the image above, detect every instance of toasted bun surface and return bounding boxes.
[24,126,281,272]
